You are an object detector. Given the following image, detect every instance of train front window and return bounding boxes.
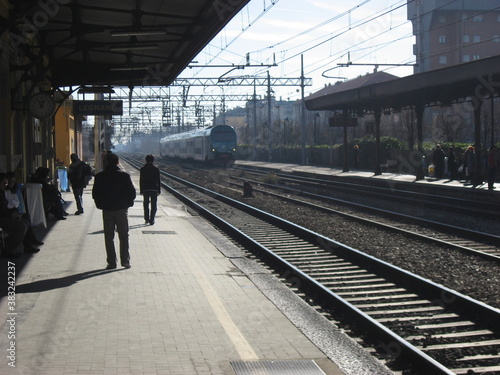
[211,131,235,143]
[212,133,235,142]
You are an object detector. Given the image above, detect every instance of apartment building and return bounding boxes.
[408,0,500,72]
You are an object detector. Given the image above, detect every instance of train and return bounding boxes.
[159,125,237,165]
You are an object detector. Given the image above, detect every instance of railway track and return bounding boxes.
[123,155,500,375]
[158,160,500,262]
[232,164,500,221]
[223,176,500,262]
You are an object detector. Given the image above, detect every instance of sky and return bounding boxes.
[178,0,415,107]
[97,0,416,132]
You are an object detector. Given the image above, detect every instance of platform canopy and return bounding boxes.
[305,55,500,113]
[6,0,250,88]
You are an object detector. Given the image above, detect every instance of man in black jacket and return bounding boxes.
[92,153,136,269]
[139,154,161,225]
[68,153,90,215]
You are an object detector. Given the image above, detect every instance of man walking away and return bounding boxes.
[92,153,136,269]
[68,153,92,215]
[139,154,161,225]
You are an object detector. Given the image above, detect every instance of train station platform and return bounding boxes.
[0,161,391,375]
[234,160,500,193]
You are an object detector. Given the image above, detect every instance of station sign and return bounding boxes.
[329,116,358,127]
[73,100,123,116]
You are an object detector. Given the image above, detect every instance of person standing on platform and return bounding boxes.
[487,145,498,191]
[463,146,475,183]
[432,144,446,179]
[353,145,360,169]
[67,153,92,215]
[92,153,136,269]
[447,147,457,180]
[139,154,161,225]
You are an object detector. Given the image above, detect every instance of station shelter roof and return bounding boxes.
[6,0,250,88]
[304,55,500,114]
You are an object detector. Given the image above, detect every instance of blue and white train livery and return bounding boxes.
[160,125,237,165]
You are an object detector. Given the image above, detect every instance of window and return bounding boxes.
[472,15,484,22]
[473,34,481,43]
[463,34,470,43]
[439,56,447,64]
[439,35,446,43]
[462,55,470,62]
[461,14,468,21]
[494,35,500,43]
[439,15,446,23]
[473,55,481,60]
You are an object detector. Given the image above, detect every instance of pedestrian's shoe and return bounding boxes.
[144,220,149,224]
[33,239,44,245]
[149,220,155,225]
[122,263,131,268]
[105,264,117,270]
[24,246,40,253]
[75,211,83,215]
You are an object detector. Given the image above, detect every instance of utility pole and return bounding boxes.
[301,54,306,164]
[267,71,272,161]
[253,80,257,160]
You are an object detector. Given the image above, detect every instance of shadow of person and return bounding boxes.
[87,230,105,235]
[129,223,150,229]
[15,268,123,294]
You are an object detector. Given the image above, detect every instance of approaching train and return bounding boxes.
[160,125,237,165]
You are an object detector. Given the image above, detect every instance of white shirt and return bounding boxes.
[4,189,20,210]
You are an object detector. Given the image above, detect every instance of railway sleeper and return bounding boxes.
[366,305,445,316]
[344,293,420,302]
[376,313,461,323]
[354,299,432,309]
[307,271,376,279]
[407,329,495,341]
[452,365,500,375]
[316,277,386,285]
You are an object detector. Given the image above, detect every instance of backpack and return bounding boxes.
[83,162,93,184]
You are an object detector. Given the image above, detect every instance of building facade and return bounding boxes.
[408,0,500,73]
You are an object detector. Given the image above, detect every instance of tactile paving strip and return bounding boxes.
[230,360,326,375]
[141,230,177,234]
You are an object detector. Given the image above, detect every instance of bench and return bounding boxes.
[380,159,398,172]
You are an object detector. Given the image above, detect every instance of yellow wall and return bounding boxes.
[54,101,75,167]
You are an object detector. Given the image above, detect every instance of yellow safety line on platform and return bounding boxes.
[181,250,258,361]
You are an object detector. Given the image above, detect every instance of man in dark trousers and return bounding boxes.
[431,144,446,179]
[92,153,136,269]
[67,153,90,215]
[139,154,161,225]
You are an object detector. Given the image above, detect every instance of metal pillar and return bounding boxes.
[415,104,425,180]
[301,55,306,164]
[374,108,382,175]
[253,81,257,160]
[473,101,483,186]
[342,110,349,172]
[491,96,495,145]
[267,71,272,161]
